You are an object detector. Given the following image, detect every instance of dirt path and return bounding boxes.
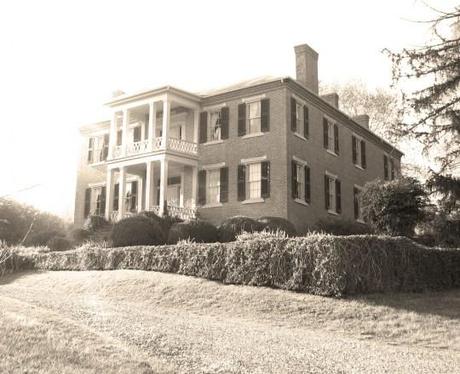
[1,270,459,373]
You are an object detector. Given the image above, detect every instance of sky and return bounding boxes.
[0,0,457,220]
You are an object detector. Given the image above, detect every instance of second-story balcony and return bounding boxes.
[111,137,198,160]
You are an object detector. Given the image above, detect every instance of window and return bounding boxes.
[323,118,339,154]
[87,135,109,164]
[324,173,341,214]
[295,102,302,134]
[238,160,270,202]
[247,101,261,134]
[84,186,106,217]
[125,181,138,212]
[209,111,222,141]
[292,159,311,203]
[206,169,221,204]
[354,186,364,222]
[352,135,367,169]
[290,97,309,139]
[384,154,396,181]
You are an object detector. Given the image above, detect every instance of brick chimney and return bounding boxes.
[294,43,319,94]
[352,114,370,129]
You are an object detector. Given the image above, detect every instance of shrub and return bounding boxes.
[313,217,374,236]
[70,228,91,244]
[360,177,428,237]
[24,230,62,247]
[83,215,109,232]
[111,215,166,247]
[218,216,264,242]
[140,211,183,232]
[168,220,218,244]
[46,236,73,251]
[257,216,297,236]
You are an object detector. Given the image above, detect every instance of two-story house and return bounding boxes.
[74,43,402,232]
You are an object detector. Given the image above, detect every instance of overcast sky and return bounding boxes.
[0,0,457,220]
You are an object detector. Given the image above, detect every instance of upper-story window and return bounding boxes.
[87,134,109,164]
[384,154,397,181]
[238,159,270,202]
[323,117,339,155]
[198,165,228,206]
[352,135,367,169]
[199,107,229,143]
[238,98,270,137]
[291,97,309,139]
[324,172,341,214]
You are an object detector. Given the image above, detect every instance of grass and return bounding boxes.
[1,270,459,373]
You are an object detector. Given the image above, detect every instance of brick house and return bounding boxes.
[74,43,402,232]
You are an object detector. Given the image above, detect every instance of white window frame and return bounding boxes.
[353,133,364,169]
[88,134,109,164]
[247,100,262,135]
[325,171,338,215]
[201,163,225,208]
[293,156,309,206]
[240,156,266,204]
[354,184,365,223]
[208,110,222,142]
[206,169,221,206]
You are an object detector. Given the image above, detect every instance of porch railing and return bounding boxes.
[109,204,197,222]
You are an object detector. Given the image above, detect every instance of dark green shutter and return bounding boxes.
[130,181,138,212]
[199,112,207,143]
[334,124,339,154]
[303,105,309,138]
[220,107,229,139]
[291,161,298,198]
[198,170,206,205]
[238,103,246,136]
[324,175,330,210]
[113,183,119,211]
[220,167,229,203]
[323,118,328,149]
[144,114,149,139]
[84,188,91,217]
[335,179,341,214]
[261,98,270,132]
[87,138,94,163]
[352,136,357,164]
[361,140,367,169]
[353,187,359,219]
[117,130,123,146]
[100,186,106,216]
[305,165,311,203]
[237,165,246,201]
[291,97,297,132]
[261,161,270,198]
[384,155,389,180]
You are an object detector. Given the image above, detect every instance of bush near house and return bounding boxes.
[46,237,73,251]
[218,216,264,242]
[257,216,297,236]
[313,217,374,235]
[111,215,166,247]
[168,220,219,244]
[83,215,109,232]
[28,233,460,297]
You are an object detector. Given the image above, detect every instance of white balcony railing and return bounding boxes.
[110,137,197,160]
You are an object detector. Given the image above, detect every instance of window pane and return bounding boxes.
[296,103,302,134]
[248,102,261,134]
[209,111,222,141]
[296,164,304,199]
[328,123,334,151]
[207,169,220,204]
[248,163,261,199]
[328,177,336,211]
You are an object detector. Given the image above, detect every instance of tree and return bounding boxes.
[386,5,460,216]
[320,80,401,144]
[360,178,428,237]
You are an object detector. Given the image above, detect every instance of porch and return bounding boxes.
[105,156,198,222]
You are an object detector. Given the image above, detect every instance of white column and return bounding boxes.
[161,99,170,150]
[105,168,114,220]
[121,109,129,156]
[148,101,156,150]
[180,168,185,207]
[191,165,198,208]
[108,112,117,159]
[137,177,143,213]
[118,166,127,219]
[193,109,199,143]
[159,158,168,216]
[145,160,155,210]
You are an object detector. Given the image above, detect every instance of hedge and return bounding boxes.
[27,234,460,297]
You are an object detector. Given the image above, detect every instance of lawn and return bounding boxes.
[1,270,459,373]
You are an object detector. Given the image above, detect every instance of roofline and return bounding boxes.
[105,85,202,107]
[79,120,110,134]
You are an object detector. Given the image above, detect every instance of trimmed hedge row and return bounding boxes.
[31,234,460,297]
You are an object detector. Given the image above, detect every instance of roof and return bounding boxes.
[197,76,282,97]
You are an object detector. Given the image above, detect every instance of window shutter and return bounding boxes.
[237,165,246,201]
[103,134,109,161]
[238,103,246,136]
[291,97,297,132]
[220,107,229,139]
[390,158,395,180]
[84,188,91,218]
[87,138,94,163]
[261,98,270,132]
[323,118,328,149]
[261,161,270,198]
[144,114,149,140]
[353,187,359,219]
[113,183,119,211]
[384,155,389,180]
[117,130,123,146]
[198,170,206,205]
[305,165,311,203]
[133,126,141,142]
[324,175,330,210]
[199,111,208,143]
[130,181,138,212]
[334,124,339,154]
[220,167,229,203]
[303,105,309,138]
[100,186,106,216]
[352,136,357,164]
[291,161,298,198]
[335,179,342,214]
[361,140,366,169]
